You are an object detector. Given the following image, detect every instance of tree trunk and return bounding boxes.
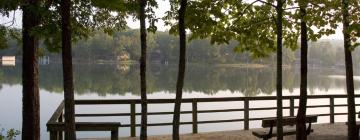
[22,0,40,139]
[172,0,187,139]
[296,1,308,140]
[139,0,148,139]
[60,0,77,139]
[276,0,284,139]
[342,0,358,139]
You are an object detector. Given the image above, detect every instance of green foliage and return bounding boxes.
[0,0,358,58]
[34,0,130,52]
[1,29,298,64]
[0,127,20,140]
[0,26,7,50]
[163,0,358,58]
[0,26,20,50]
[0,0,20,16]
[70,29,296,64]
[1,0,153,53]
[347,0,360,48]
[164,0,282,58]
[294,0,359,49]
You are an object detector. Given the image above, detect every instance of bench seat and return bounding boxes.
[252,115,317,140]
[76,122,121,131]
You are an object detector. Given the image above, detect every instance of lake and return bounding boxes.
[0,63,359,139]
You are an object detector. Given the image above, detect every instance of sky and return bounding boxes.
[0,0,343,40]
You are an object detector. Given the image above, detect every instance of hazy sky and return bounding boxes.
[0,0,343,40]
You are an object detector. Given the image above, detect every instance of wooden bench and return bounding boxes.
[252,115,318,140]
[48,122,121,140]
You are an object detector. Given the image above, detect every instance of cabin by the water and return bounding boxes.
[1,56,15,61]
[1,56,16,66]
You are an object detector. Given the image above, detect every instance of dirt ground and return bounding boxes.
[80,123,353,140]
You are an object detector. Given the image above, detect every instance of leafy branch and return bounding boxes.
[0,127,20,140]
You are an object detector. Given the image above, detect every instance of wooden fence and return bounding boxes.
[47,94,360,139]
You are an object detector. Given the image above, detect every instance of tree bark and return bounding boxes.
[22,0,40,139]
[173,0,187,139]
[342,0,358,139]
[276,0,284,139]
[296,1,308,139]
[60,0,77,139]
[139,0,148,139]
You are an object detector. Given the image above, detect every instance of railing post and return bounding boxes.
[58,113,63,140]
[111,128,119,140]
[50,131,59,140]
[130,101,136,137]
[290,98,294,117]
[330,97,334,123]
[192,99,198,134]
[244,99,249,130]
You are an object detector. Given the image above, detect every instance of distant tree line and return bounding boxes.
[1,29,358,67]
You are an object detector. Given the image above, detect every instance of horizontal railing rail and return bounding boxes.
[47,94,360,138]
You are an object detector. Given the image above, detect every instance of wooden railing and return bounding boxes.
[47,94,360,138]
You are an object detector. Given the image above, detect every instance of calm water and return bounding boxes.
[0,63,359,139]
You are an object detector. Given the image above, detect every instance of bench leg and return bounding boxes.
[50,131,59,140]
[58,131,63,140]
[306,122,312,135]
[111,129,118,140]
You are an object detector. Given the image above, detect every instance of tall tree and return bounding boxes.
[139,0,148,139]
[60,0,76,139]
[342,0,357,139]
[276,0,284,139]
[21,0,40,139]
[164,3,299,140]
[296,0,308,139]
[173,0,187,139]
[2,1,131,139]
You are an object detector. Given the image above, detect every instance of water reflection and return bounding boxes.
[1,61,15,66]
[1,63,359,139]
[0,63,358,96]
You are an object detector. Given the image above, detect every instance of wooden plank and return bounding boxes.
[119,118,246,127]
[47,123,65,131]
[48,94,360,137]
[244,99,249,130]
[50,131,59,140]
[75,108,246,117]
[119,112,354,128]
[192,99,198,134]
[330,97,335,123]
[199,108,244,113]
[77,122,121,131]
[74,94,360,105]
[57,113,63,140]
[47,101,65,124]
[76,113,132,117]
[111,129,118,140]
[130,102,136,137]
[290,98,294,117]
[262,115,317,127]
[47,122,121,131]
